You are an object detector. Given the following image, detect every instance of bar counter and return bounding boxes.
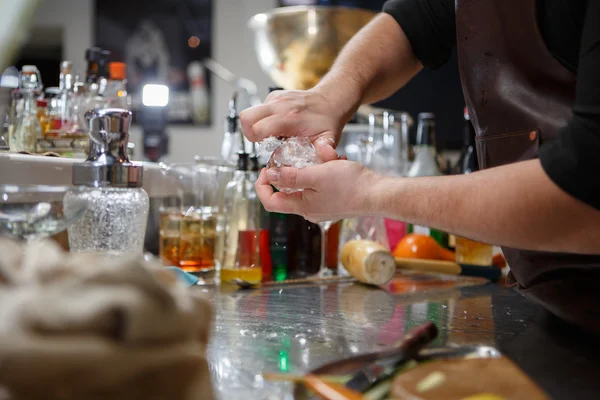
[202,278,600,399]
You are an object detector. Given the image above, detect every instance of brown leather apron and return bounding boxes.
[456,0,600,332]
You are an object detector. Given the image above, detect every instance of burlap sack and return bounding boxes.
[0,239,214,400]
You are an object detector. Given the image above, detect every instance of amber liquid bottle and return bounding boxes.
[454,108,493,266]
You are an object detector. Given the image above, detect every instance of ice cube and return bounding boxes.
[266,137,321,194]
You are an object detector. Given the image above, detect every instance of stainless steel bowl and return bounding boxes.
[248,6,376,90]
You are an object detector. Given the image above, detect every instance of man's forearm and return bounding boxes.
[372,159,600,254]
[314,13,422,119]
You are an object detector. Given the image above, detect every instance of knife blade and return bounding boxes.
[344,322,438,392]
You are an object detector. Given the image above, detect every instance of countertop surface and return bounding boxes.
[201,276,600,400]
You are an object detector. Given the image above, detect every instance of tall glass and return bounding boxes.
[317,220,338,277]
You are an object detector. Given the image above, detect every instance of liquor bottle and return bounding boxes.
[252,154,273,281]
[80,48,110,157]
[263,86,290,281]
[11,65,42,153]
[459,107,478,174]
[187,61,210,124]
[56,61,76,135]
[405,113,448,247]
[221,92,245,163]
[78,48,110,126]
[454,108,493,266]
[407,113,443,177]
[221,152,263,284]
[104,62,131,110]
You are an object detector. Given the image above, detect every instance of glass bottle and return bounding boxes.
[78,48,110,128]
[221,92,251,163]
[64,108,149,257]
[220,152,262,284]
[407,113,443,177]
[11,65,42,153]
[53,61,78,136]
[104,62,131,110]
[36,98,50,135]
[405,113,448,247]
[454,107,493,265]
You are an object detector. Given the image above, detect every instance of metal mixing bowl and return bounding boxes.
[248,6,376,90]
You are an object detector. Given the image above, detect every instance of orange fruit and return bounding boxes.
[393,234,456,261]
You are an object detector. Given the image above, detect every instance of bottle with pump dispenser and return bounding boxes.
[64,108,149,257]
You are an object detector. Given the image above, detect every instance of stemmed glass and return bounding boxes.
[317,220,338,278]
[0,184,88,242]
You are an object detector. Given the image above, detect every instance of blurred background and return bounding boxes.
[10,0,464,163]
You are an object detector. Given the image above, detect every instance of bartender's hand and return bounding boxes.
[240,89,350,162]
[256,161,379,222]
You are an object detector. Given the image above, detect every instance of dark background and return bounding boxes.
[279,0,466,150]
[95,0,213,125]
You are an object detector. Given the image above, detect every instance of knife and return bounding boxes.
[343,322,438,392]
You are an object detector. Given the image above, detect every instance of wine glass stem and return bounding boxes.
[320,225,328,273]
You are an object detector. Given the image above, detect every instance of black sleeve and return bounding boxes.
[539,1,600,211]
[382,0,456,70]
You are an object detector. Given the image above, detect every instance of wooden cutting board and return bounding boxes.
[391,356,549,400]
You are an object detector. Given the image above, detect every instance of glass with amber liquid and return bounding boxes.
[159,157,235,274]
[159,208,217,273]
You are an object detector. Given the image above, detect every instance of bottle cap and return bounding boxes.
[36,99,48,107]
[464,107,470,121]
[109,62,127,80]
[85,47,110,62]
[418,112,435,120]
[22,65,37,73]
[72,108,144,188]
[60,61,72,73]
[249,155,260,172]
[416,112,436,147]
[237,152,250,171]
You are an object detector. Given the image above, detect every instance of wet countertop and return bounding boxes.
[200,277,600,400]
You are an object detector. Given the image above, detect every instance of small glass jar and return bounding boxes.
[65,187,149,255]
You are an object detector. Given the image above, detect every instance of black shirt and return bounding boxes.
[383,0,600,211]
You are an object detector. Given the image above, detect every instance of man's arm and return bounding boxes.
[240,13,423,156]
[257,159,600,255]
[315,13,422,111]
[373,159,600,254]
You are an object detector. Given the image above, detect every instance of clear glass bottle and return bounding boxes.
[104,62,131,110]
[54,61,78,136]
[11,65,42,152]
[220,152,262,284]
[78,48,110,129]
[405,113,448,247]
[221,92,253,163]
[64,108,149,257]
[407,113,443,178]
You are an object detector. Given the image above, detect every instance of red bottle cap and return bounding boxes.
[109,62,126,80]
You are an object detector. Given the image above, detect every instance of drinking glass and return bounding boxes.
[159,157,235,275]
[317,220,338,277]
